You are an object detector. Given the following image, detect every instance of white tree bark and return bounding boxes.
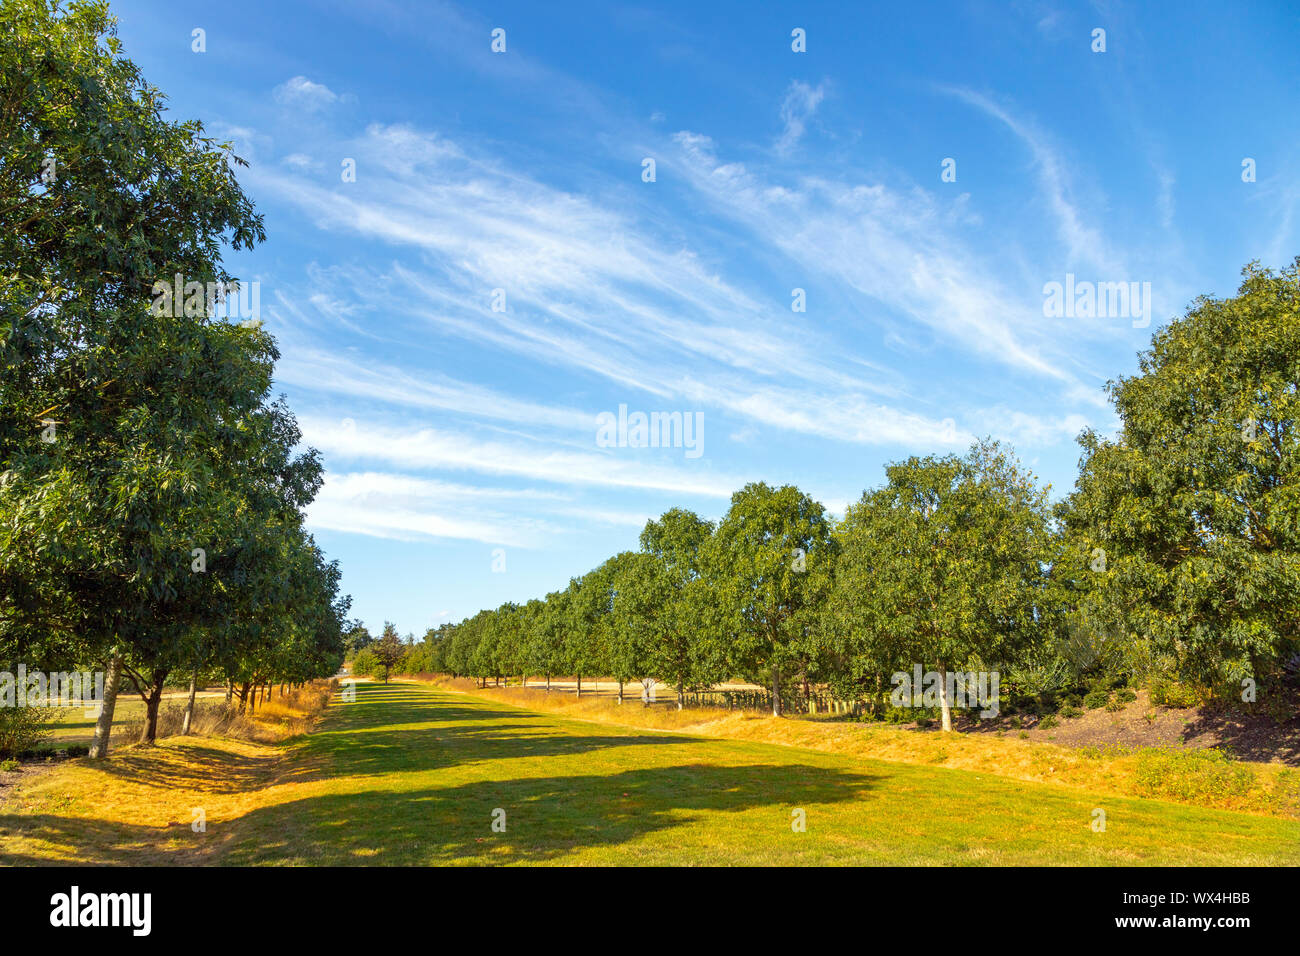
[181,669,198,735]
[89,651,122,759]
[771,661,783,717]
[937,662,953,732]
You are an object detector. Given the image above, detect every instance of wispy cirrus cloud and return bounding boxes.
[776,80,826,155]
[252,124,973,448]
[297,415,741,498]
[273,75,340,112]
[306,471,571,546]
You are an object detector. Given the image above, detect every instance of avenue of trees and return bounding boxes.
[381,262,1300,732]
[0,0,348,756]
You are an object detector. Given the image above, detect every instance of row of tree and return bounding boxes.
[0,0,349,755]
[383,262,1300,732]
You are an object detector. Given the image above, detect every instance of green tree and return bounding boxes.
[527,592,568,690]
[637,509,719,708]
[705,486,834,716]
[566,573,611,697]
[372,623,405,684]
[1062,261,1300,699]
[0,0,340,756]
[343,623,374,659]
[833,441,1057,731]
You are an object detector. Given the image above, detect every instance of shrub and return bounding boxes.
[1134,747,1255,804]
[0,705,54,758]
[0,757,18,772]
[351,648,379,678]
[1149,679,1202,708]
[1038,714,1058,730]
[1083,685,1111,709]
[1060,705,1082,719]
[1115,687,1137,704]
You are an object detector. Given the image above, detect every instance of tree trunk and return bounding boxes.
[546,675,550,692]
[89,651,123,759]
[937,662,953,732]
[617,680,624,704]
[181,668,198,735]
[576,674,582,698]
[238,681,251,714]
[139,669,168,744]
[676,681,684,711]
[771,661,783,717]
[225,679,233,706]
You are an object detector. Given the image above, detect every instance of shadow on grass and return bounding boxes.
[0,681,877,865]
[223,760,879,865]
[0,811,217,866]
[86,742,282,796]
[279,682,699,783]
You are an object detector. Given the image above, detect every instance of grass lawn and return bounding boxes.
[3,680,1298,865]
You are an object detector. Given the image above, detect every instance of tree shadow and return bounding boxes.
[222,761,879,865]
[0,811,217,866]
[0,681,878,865]
[282,682,700,783]
[87,742,282,795]
[1180,710,1300,766]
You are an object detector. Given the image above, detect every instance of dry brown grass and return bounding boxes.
[413,676,1300,819]
[0,680,340,864]
[121,680,337,745]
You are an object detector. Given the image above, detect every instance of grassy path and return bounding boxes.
[4,680,1298,865]
[227,682,1298,865]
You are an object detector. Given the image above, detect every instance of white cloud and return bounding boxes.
[776,81,825,154]
[941,87,1121,276]
[252,125,987,451]
[273,76,339,112]
[298,415,741,497]
[305,471,568,546]
[282,153,320,171]
[670,129,1081,384]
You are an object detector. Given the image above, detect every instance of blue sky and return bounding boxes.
[110,0,1300,637]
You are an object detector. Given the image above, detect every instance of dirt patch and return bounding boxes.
[0,757,62,807]
[949,689,1300,765]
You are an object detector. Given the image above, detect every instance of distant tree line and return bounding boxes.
[380,262,1300,732]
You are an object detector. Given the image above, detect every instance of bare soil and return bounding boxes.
[945,689,1300,765]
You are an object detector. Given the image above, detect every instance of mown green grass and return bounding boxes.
[221,681,1300,866]
[43,699,146,746]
